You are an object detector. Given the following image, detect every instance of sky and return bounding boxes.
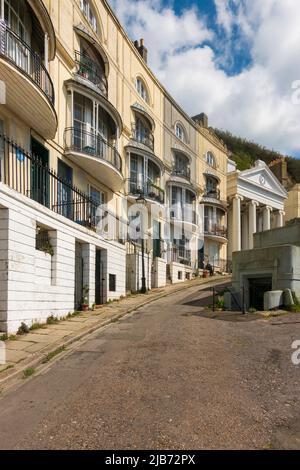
[108,0,300,158]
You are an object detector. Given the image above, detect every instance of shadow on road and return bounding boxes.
[181,310,259,323]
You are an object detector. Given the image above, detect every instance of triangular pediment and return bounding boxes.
[238,160,288,198]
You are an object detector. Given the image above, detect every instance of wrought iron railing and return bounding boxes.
[131,123,154,150]
[204,188,220,199]
[74,50,108,96]
[64,127,122,174]
[172,245,192,266]
[0,25,54,105]
[127,179,165,204]
[171,166,191,181]
[0,134,101,229]
[204,221,227,238]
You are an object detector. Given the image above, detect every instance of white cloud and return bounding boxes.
[109,0,300,156]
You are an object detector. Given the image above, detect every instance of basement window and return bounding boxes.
[36,226,54,256]
[109,274,116,292]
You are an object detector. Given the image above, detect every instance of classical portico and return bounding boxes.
[227,160,288,259]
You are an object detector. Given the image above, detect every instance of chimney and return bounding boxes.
[269,157,289,188]
[192,112,208,128]
[134,38,148,63]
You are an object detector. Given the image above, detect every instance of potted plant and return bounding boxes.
[82,285,90,312]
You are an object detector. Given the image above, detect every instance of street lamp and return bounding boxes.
[136,193,147,294]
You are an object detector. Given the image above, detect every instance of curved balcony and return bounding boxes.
[0,26,56,139]
[202,189,227,211]
[131,124,154,151]
[127,179,164,204]
[171,166,191,181]
[64,127,123,191]
[74,50,108,97]
[204,222,228,242]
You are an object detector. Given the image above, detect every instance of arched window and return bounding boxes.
[175,123,186,143]
[136,77,149,103]
[206,151,216,168]
[80,0,97,32]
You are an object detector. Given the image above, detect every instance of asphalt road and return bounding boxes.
[1,281,300,450]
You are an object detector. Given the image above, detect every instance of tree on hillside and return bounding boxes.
[214,128,300,183]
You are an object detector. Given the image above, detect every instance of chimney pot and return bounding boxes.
[192,113,208,128]
[134,38,148,63]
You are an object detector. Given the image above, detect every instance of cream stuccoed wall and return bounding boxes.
[45,0,166,221]
[197,126,229,263]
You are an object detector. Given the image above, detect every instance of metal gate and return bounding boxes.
[75,242,83,310]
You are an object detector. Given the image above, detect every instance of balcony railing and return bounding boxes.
[131,124,154,151]
[199,257,232,273]
[0,25,54,105]
[127,179,164,204]
[64,127,122,174]
[204,222,227,238]
[171,167,191,181]
[0,134,104,229]
[172,245,192,266]
[204,188,220,200]
[74,50,108,97]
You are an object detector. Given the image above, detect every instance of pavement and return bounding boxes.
[0,275,230,393]
[1,278,300,450]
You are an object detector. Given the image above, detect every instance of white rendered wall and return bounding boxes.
[152,257,167,288]
[0,184,126,333]
[126,252,152,293]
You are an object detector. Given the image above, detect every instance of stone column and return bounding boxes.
[232,195,243,252]
[241,210,249,251]
[248,200,258,249]
[276,210,285,228]
[263,206,272,231]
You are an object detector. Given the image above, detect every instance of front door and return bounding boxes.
[153,220,161,259]
[75,242,83,310]
[57,160,73,219]
[95,250,104,305]
[31,137,49,207]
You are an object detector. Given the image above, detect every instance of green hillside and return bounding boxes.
[214,128,300,183]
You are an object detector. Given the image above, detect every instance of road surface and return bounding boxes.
[1,281,300,450]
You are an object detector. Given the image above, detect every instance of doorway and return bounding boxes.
[248,277,272,311]
[95,249,105,305]
[31,137,49,207]
[57,160,73,219]
[75,242,83,310]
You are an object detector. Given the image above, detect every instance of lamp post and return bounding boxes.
[136,194,147,294]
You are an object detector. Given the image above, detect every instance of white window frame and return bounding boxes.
[175,123,186,143]
[136,77,149,103]
[206,151,216,168]
[80,0,97,32]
